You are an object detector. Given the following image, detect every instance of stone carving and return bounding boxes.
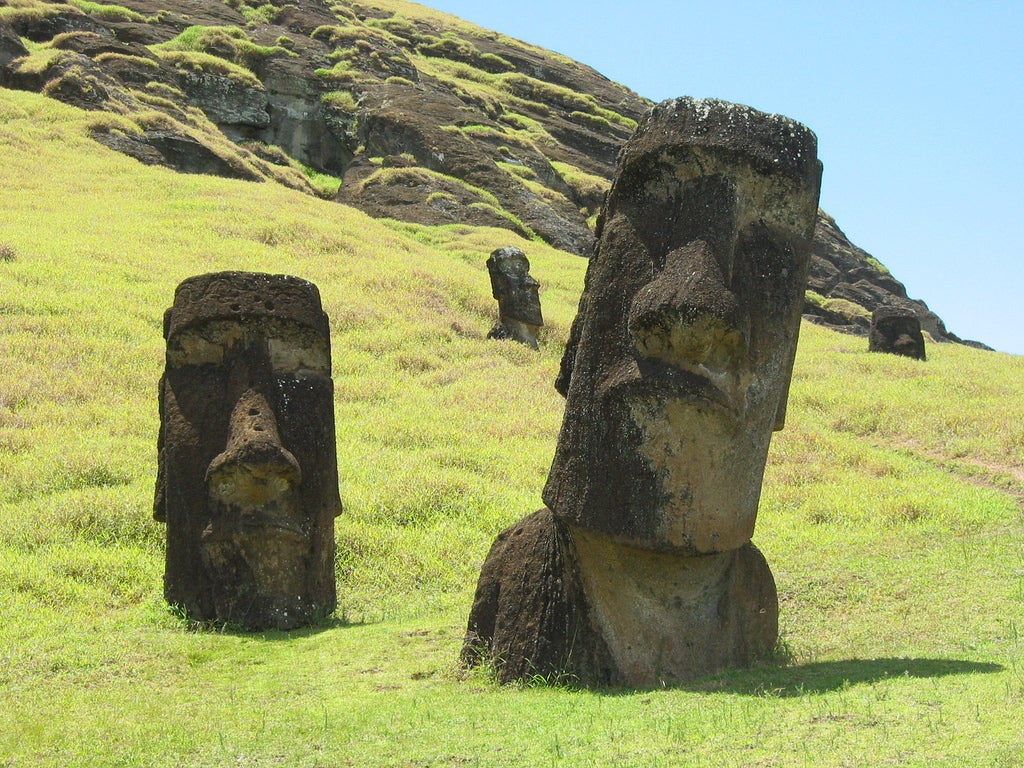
[869,306,926,360]
[155,271,342,629]
[463,97,823,685]
[486,246,544,349]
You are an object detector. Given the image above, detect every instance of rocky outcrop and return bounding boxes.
[0,0,975,344]
[0,0,643,256]
[0,20,29,83]
[804,211,967,343]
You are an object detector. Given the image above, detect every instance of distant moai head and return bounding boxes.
[486,246,543,348]
[155,271,342,629]
[544,97,822,554]
[487,246,543,326]
[869,306,926,360]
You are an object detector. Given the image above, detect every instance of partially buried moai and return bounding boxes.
[155,271,342,629]
[869,305,926,360]
[486,246,543,349]
[463,97,822,685]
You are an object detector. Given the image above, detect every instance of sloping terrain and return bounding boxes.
[1,87,1022,766]
[0,0,976,342]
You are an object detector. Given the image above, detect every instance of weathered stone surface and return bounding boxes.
[39,53,120,111]
[869,305,927,360]
[50,30,146,58]
[465,97,819,685]
[464,510,778,686]
[336,83,597,255]
[155,271,342,629]
[0,20,29,84]
[96,128,263,180]
[485,246,543,349]
[545,97,822,555]
[570,532,778,685]
[337,155,533,237]
[5,6,110,42]
[462,508,615,685]
[177,70,270,128]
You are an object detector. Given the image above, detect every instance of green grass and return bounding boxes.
[298,161,344,198]
[0,0,72,25]
[321,89,358,111]
[153,49,263,86]
[66,0,144,21]
[152,25,294,78]
[1,86,1023,766]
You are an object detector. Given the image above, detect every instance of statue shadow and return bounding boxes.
[174,614,365,638]
[662,657,1004,697]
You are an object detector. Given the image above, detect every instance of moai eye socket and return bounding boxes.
[266,319,329,378]
[267,334,331,379]
[166,320,244,368]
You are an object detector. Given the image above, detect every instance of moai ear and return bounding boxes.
[774,377,791,431]
[554,311,583,397]
[154,375,167,522]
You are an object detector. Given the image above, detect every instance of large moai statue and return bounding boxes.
[463,98,822,685]
[155,271,342,629]
[486,246,544,349]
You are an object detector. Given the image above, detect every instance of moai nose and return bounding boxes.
[206,389,301,506]
[627,239,750,372]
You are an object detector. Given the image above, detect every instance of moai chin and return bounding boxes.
[155,271,342,630]
[486,246,544,349]
[464,97,822,685]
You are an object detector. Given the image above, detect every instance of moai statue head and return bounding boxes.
[869,306,926,360]
[486,246,543,348]
[544,97,822,555]
[154,271,342,629]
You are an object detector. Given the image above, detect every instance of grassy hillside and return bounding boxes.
[1,87,1023,767]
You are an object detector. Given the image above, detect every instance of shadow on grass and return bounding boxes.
[168,611,369,639]
[677,657,1004,697]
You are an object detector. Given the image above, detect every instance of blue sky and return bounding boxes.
[424,0,1024,355]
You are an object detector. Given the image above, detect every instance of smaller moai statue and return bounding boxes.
[869,306,926,360]
[486,246,543,349]
[155,271,342,629]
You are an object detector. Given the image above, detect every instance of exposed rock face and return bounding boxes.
[485,246,543,349]
[0,0,644,255]
[869,306,927,360]
[464,98,822,686]
[804,211,960,342]
[0,20,28,83]
[0,0,971,344]
[177,70,270,128]
[155,271,342,629]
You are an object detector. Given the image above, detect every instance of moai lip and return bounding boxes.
[155,271,342,630]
